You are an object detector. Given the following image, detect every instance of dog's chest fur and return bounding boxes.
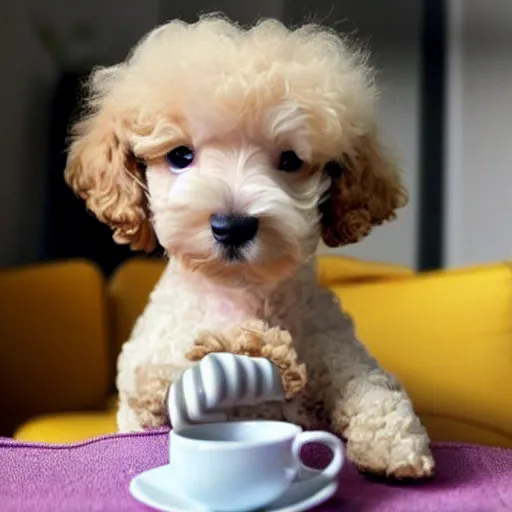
[127,258,317,368]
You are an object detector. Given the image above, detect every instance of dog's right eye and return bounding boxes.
[166,146,195,173]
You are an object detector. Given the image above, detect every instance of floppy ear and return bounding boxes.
[64,113,156,252]
[320,131,408,247]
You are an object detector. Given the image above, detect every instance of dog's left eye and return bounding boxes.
[277,151,304,173]
[166,146,195,173]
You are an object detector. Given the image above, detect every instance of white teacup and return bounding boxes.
[169,420,344,512]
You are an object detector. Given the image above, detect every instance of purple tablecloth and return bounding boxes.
[1,430,511,511]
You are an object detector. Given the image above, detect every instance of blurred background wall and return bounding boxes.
[444,0,512,268]
[0,0,510,272]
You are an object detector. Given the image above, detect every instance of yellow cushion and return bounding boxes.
[317,254,413,286]
[334,262,512,447]
[15,405,118,443]
[0,260,110,435]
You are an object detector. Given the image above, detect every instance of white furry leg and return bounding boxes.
[329,369,434,479]
[116,363,187,432]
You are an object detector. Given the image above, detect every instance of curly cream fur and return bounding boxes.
[65,14,433,480]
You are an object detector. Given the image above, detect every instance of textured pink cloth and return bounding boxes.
[1,430,511,511]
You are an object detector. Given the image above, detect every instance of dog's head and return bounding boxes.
[65,16,406,285]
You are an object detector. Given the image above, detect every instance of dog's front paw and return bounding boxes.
[185,320,268,360]
[346,424,435,480]
[186,320,307,398]
[387,451,435,480]
[331,371,435,480]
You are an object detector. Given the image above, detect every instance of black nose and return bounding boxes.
[210,214,259,247]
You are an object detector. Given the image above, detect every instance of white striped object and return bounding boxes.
[168,353,285,432]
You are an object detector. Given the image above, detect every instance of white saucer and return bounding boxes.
[130,465,339,512]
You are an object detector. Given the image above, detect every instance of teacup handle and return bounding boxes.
[291,431,344,483]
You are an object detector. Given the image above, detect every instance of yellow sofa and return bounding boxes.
[2,255,511,447]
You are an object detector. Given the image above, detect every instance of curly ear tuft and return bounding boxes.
[321,133,407,247]
[64,114,156,252]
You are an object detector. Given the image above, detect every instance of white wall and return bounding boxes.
[445,0,512,267]
[283,0,422,268]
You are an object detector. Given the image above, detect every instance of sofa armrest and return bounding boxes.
[331,262,512,447]
[0,260,110,435]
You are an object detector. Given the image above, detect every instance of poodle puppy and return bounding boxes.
[64,15,434,479]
